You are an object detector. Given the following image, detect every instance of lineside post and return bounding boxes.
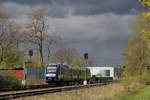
[84,53,88,85]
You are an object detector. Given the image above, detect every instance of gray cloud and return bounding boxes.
[0,0,144,18]
[49,13,135,41]
[0,1,138,65]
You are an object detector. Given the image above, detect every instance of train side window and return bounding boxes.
[106,70,110,76]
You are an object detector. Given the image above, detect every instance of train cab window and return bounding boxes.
[46,65,57,73]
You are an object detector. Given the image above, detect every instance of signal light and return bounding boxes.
[29,50,33,57]
[84,53,88,60]
[147,65,150,70]
[123,66,126,69]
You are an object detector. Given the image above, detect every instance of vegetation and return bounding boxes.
[0,45,24,68]
[122,13,149,76]
[121,0,150,93]
[0,71,22,88]
[110,85,150,100]
[139,0,150,8]
[122,14,150,90]
[26,56,42,68]
[26,78,45,85]
[25,8,60,68]
[71,58,84,67]
[54,48,78,65]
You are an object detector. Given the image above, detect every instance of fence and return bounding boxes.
[26,67,44,79]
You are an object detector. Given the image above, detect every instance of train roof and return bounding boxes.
[71,66,86,70]
[61,65,87,71]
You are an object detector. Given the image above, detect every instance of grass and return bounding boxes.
[111,84,150,100]
[26,78,46,85]
[16,83,124,100]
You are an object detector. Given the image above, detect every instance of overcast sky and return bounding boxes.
[0,0,145,66]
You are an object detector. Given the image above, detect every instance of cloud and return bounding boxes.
[0,1,137,65]
[0,2,74,18]
[49,13,135,41]
[0,0,144,18]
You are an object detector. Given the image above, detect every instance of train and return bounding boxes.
[0,64,115,87]
[0,67,26,85]
[45,64,91,84]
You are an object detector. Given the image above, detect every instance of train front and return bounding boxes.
[45,64,58,83]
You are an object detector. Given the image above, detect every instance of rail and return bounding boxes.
[0,81,116,100]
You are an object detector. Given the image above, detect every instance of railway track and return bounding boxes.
[0,82,114,100]
[0,84,64,92]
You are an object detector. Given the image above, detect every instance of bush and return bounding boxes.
[141,71,150,84]
[122,71,143,92]
[0,71,22,88]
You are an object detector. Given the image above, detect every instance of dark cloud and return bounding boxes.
[0,0,52,5]
[0,0,144,17]
[71,0,144,15]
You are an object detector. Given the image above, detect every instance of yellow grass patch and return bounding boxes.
[26,78,46,85]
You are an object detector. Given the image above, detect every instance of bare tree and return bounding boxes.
[45,32,61,63]
[25,8,60,67]
[54,48,78,65]
[10,23,24,48]
[0,11,19,63]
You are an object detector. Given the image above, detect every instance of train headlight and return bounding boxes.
[46,74,55,77]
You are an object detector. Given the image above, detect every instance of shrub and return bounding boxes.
[0,71,22,88]
[122,71,143,92]
[141,71,150,84]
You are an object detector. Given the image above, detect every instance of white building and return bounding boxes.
[87,67,114,78]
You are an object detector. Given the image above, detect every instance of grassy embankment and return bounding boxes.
[111,85,150,100]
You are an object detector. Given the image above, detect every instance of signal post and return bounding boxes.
[83,53,88,85]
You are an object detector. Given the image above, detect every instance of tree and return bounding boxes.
[0,11,23,64]
[25,8,60,67]
[26,8,47,67]
[71,58,84,67]
[122,14,149,76]
[45,32,61,63]
[26,56,42,68]
[54,48,78,65]
[138,0,150,51]
[139,0,150,7]
[0,45,24,68]
[10,23,24,49]
[139,0,150,63]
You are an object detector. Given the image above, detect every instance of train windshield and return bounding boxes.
[46,65,57,73]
